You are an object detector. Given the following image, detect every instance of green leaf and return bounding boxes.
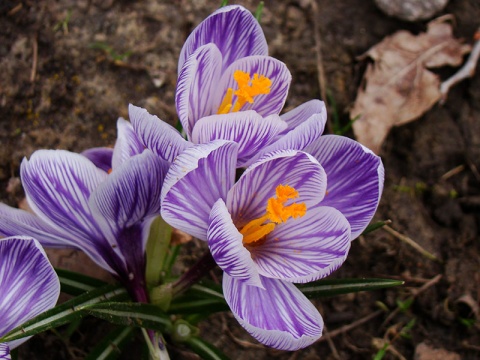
[298,278,404,299]
[169,282,228,315]
[85,326,136,360]
[162,245,181,278]
[184,336,230,360]
[55,268,107,295]
[145,216,172,286]
[361,220,391,236]
[83,302,172,333]
[0,284,128,343]
[254,2,264,22]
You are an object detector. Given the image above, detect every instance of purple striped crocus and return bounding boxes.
[133,6,327,167]
[160,137,383,349]
[0,119,169,302]
[0,236,60,359]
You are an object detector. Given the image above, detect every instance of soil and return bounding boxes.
[1,0,479,359]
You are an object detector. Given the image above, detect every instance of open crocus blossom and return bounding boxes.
[0,119,169,302]
[0,236,60,358]
[159,139,383,350]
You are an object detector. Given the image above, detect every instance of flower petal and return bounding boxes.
[216,56,291,117]
[129,104,191,163]
[227,150,326,228]
[161,140,238,240]
[176,44,223,137]
[178,5,268,74]
[81,147,113,172]
[305,135,385,239]
[280,99,327,132]
[223,274,323,350]
[111,117,145,170]
[0,236,60,349]
[252,206,351,283]
[21,150,107,243]
[208,199,262,288]
[191,111,287,167]
[0,343,10,359]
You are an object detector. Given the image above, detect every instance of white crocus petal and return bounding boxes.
[215,56,291,117]
[20,150,107,243]
[111,117,144,170]
[280,99,327,132]
[0,237,60,349]
[129,104,191,163]
[227,150,326,228]
[305,135,385,239]
[161,140,238,241]
[191,111,287,167]
[0,343,10,359]
[176,44,223,137]
[208,199,263,288]
[252,206,351,283]
[223,274,323,350]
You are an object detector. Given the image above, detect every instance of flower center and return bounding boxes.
[240,184,306,247]
[217,70,272,114]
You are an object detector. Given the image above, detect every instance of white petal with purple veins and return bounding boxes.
[129,104,191,163]
[191,111,287,167]
[0,236,60,349]
[21,150,107,243]
[251,206,351,283]
[227,150,326,229]
[161,141,238,240]
[223,274,323,350]
[280,99,327,132]
[208,199,263,288]
[0,343,10,359]
[216,56,291,117]
[176,44,223,137]
[305,135,384,239]
[81,147,113,172]
[178,5,268,74]
[111,118,145,170]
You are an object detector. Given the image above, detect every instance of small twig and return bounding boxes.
[440,27,480,103]
[30,35,38,83]
[383,225,441,263]
[440,164,465,181]
[319,310,384,342]
[323,324,341,359]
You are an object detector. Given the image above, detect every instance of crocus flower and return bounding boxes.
[159,137,384,350]
[0,119,169,302]
[0,236,60,358]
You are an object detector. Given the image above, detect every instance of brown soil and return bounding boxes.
[1,0,479,359]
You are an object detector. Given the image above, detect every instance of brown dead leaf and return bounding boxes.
[351,16,471,154]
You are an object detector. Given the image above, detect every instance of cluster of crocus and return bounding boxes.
[0,3,384,355]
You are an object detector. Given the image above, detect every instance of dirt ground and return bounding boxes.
[1,0,479,359]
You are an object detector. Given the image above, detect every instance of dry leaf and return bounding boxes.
[351,16,471,154]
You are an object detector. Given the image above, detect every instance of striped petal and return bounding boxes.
[81,147,113,172]
[216,56,291,117]
[129,104,191,163]
[21,150,107,244]
[178,5,268,74]
[280,99,327,133]
[191,111,287,167]
[251,206,351,283]
[0,343,10,359]
[176,44,223,137]
[305,135,385,239]
[111,118,145,170]
[227,150,326,229]
[0,236,60,349]
[161,141,238,240]
[208,199,262,288]
[223,274,323,350]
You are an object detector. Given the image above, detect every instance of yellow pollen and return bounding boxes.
[217,70,272,114]
[240,184,306,247]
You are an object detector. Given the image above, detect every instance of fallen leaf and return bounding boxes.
[351,16,471,154]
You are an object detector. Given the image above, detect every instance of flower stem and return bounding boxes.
[171,251,217,297]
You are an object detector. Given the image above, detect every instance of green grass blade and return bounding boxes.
[55,268,107,295]
[85,326,136,360]
[184,336,229,360]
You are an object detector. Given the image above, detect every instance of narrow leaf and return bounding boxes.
[146,216,172,286]
[298,278,404,299]
[55,268,107,295]
[83,302,172,333]
[85,326,136,360]
[1,284,128,342]
[361,220,391,236]
[184,336,229,360]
